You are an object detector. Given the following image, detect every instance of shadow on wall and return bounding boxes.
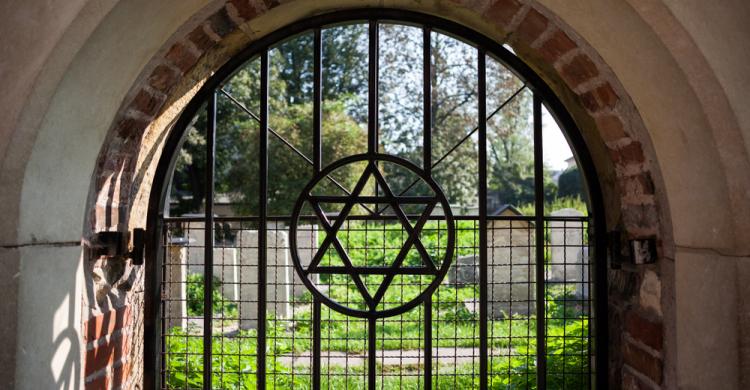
[15,246,83,390]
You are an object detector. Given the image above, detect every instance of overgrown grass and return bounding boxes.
[167,285,589,388]
[517,196,588,216]
[167,219,591,388]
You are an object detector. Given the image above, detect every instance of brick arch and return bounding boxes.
[85,0,666,388]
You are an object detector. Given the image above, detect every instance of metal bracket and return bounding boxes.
[608,230,657,266]
[88,228,145,264]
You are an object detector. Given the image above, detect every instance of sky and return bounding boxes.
[542,107,575,171]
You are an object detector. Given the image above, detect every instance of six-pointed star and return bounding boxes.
[302,160,439,310]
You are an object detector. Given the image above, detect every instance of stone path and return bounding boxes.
[278,347,510,367]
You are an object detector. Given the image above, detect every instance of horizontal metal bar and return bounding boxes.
[162,214,590,223]
[309,195,437,203]
[309,265,438,275]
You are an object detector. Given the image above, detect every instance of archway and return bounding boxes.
[145,9,608,389]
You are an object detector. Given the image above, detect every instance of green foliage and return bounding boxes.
[557,166,587,201]
[168,273,589,389]
[517,196,588,216]
[186,273,238,319]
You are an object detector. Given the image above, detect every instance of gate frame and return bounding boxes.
[144,8,608,389]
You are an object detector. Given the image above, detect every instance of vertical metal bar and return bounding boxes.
[313,28,323,173]
[533,93,547,389]
[422,26,433,390]
[423,27,432,173]
[257,50,269,389]
[368,20,380,214]
[477,49,489,390]
[368,20,379,156]
[312,27,323,390]
[203,92,217,390]
[368,316,377,390]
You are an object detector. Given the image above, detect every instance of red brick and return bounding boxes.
[622,368,656,390]
[85,332,131,376]
[560,54,599,89]
[229,0,263,22]
[85,359,132,390]
[580,83,619,113]
[622,203,659,232]
[114,116,149,140]
[595,114,628,143]
[132,89,164,117]
[85,305,133,342]
[148,64,180,93]
[612,141,645,166]
[188,24,216,53]
[623,338,662,384]
[165,42,199,73]
[623,174,656,197]
[514,8,548,46]
[208,7,236,38]
[482,0,523,30]
[538,29,577,63]
[625,311,662,350]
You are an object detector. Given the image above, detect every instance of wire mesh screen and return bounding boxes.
[159,214,593,389]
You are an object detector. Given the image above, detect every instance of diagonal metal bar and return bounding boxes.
[369,165,438,304]
[370,165,437,272]
[219,88,376,214]
[304,164,375,273]
[308,201,375,308]
[375,84,526,216]
[370,198,437,305]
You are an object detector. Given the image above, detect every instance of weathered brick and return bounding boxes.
[622,368,657,390]
[165,42,199,73]
[595,114,628,143]
[514,8,548,46]
[229,0,263,21]
[85,359,132,390]
[85,331,131,376]
[560,53,599,89]
[132,89,164,117]
[208,7,236,38]
[625,310,663,351]
[85,305,133,342]
[482,0,523,30]
[623,338,662,384]
[622,174,656,197]
[538,29,577,63]
[188,24,216,53]
[147,64,180,93]
[622,203,659,233]
[580,83,619,113]
[612,141,645,166]
[114,116,149,140]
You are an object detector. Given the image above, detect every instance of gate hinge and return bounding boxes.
[87,228,145,265]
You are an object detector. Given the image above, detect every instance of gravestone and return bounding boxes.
[446,255,479,286]
[487,214,536,318]
[165,241,187,329]
[548,208,588,298]
[293,225,319,297]
[185,222,239,301]
[237,230,292,329]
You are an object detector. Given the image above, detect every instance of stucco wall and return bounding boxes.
[0,0,748,388]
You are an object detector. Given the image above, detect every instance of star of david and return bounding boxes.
[289,154,455,318]
[301,160,440,311]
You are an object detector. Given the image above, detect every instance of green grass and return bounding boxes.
[166,220,591,388]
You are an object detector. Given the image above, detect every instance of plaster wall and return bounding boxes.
[1,0,748,388]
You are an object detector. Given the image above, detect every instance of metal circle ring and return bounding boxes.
[289,153,455,318]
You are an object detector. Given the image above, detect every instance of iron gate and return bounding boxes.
[146,9,606,390]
